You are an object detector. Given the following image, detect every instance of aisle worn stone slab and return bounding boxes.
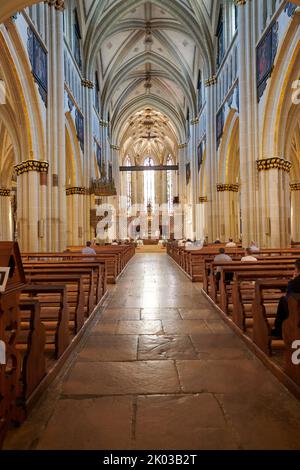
[134,394,238,450]
[179,308,220,320]
[190,333,252,360]
[163,319,210,334]
[77,335,138,362]
[117,320,163,335]
[100,308,141,321]
[37,397,133,450]
[63,360,181,395]
[141,308,181,319]
[176,359,284,394]
[217,391,300,450]
[138,335,198,360]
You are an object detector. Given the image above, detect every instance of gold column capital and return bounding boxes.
[199,196,208,203]
[290,182,300,191]
[45,0,65,11]
[256,157,292,173]
[110,144,120,151]
[100,120,109,128]
[234,0,246,5]
[0,188,11,197]
[14,160,49,176]
[217,183,240,193]
[178,143,187,149]
[66,187,89,196]
[205,75,217,87]
[81,79,94,89]
[191,118,199,125]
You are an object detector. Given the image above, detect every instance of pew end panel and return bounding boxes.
[284,296,300,387]
[0,242,27,447]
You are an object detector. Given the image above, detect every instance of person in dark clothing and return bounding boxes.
[271,259,300,339]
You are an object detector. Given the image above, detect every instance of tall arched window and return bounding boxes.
[144,157,155,209]
[167,155,174,213]
[125,156,132,212]
[73,9,82,70]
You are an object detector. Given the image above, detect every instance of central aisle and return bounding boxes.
[6,254,300,450]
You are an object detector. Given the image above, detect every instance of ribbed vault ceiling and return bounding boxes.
[78,0,216,155]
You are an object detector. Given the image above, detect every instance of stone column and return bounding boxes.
[65,187,88,246]
[82,79,95,243]
[137,171,143,206]
[191,118,199,239]
[178,144,187,205]
[0,189,13,240]
[198,196,208,240]
[235,0,258,246]
[161,170,167,206]
[14,159,49,252]
[217,184,240,242]
[205,76,218,241]
[39,170,48,251]
[291,182,300,242]
[257,158,291,247]
[47,0,67,251]
[110,145,120,193]
[100,120,109,177]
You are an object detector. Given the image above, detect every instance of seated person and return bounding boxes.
[185,239,194,247]
[226,238,236,247]
[249,240,260,253]
[82,241,96,255]
[112,240,118,245]
[241,248,258,262]
[136,237,143,246]
[178,239,186,247]
[214,238,222,244]
[271,259,300,339]
[214,248,233,286]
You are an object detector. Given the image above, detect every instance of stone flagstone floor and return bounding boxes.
[4,254,300,450]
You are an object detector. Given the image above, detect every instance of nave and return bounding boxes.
[4,254,300,450]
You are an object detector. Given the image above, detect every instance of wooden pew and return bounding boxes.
[167,242,300,282]
[23,253,115,284]
[231,271,293,332]
[1,242,112,447]
[21,285,70,359]
[0,242,27,447]
[25,274,85,334]
[23,263,103,312]
[284,296,300,387]
[18,300,46,400]
[209,260,296,308]
[252,279,288,356]
[251,282,300,388]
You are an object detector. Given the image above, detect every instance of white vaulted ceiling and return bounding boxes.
[80,0,215,157]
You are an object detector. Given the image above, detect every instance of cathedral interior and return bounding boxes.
[1,0,300,454]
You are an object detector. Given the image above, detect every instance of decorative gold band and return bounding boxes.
[81,79,94,89]
[66,187,89,196]
[45,0,65,11]
[290,182,300,191]
[205,76,217,87]
[14,160,49,175]
[257,158,292,173]
[217,183,239,193]
[0,188,11,197]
